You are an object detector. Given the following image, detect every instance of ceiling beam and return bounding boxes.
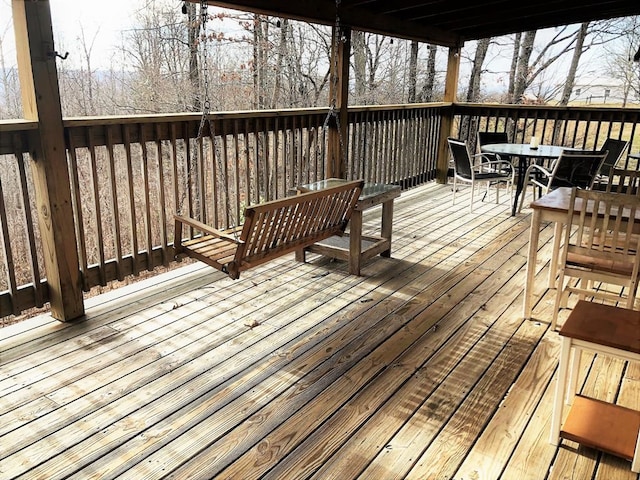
[194,0,640,46]
[198,0,462,46]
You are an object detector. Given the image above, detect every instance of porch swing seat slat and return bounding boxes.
[174,180,364,279]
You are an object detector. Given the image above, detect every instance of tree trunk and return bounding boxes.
[270,18,288,108]
[507,32,521,102]
[460,38,490,142]
[512,31,536,103]
[466,38,490,102]
[418,44,437,102]
[352,30,366,104]
[408,40,418,103]
[559,22,589,105]
[187,2,200,111]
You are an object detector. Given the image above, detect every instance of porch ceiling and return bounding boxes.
[201,0,640,47]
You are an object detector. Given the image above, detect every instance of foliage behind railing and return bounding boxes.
[0,105,442,319]
[2,102,640,320]
[452,104,640,162]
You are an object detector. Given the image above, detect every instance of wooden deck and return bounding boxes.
[1,182,638,480]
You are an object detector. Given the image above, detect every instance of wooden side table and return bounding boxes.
[295,179,401,275]
[550,300,640,472]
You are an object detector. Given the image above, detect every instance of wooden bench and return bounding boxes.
[174,179,364,279]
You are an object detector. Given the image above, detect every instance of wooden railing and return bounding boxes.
[347,104,443,187]
[0,105,443,319]
[453,104,640,164]
[0,120,46,317]
[1,102,640,320]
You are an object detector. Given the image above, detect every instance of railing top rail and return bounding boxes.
[454,102,640,115]
[60,107,334,128]
[348,102,449,113]
[5,102,639,133]
[0,119,38,132]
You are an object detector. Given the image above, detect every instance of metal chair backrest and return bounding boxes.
[447,137,473,179]
[598,138,630,177]
[549,149,608,190]
[477,131,510,160]
[478,131,509,148]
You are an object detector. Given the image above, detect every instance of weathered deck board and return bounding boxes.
[1,182,638,480]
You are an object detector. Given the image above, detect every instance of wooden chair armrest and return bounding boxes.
[174,215,244,244]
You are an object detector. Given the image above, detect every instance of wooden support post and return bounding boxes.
[436,45,461,184]
[327,24,351,179]
[13,0,84,321]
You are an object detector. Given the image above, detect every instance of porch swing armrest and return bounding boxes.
[174,215,244,245]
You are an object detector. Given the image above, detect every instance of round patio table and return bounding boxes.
[481,143,570,216]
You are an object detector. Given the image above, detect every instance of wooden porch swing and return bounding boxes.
[174,0,362,280]
[173,109,363,278]
[174,181,363,279]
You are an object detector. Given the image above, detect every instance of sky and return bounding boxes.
[1,0,253,71]
[0,0,573,75]
[1,0,632,103]
[1,0,156,69]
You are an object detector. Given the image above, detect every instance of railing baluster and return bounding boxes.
[13,136,43,308]
[155,124,169,267]
[123,124,139,277]
[106,125,124,281]
[88,128,106,286]
[140,124,154,272]
[0,170,18,315]
[67,133,89,291]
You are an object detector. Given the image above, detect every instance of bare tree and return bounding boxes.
[466,38,491,102]
[511,31,536,103]
[57,24,100,116]
[116,3,197,114]
[0,19,21,119]
[505,21,626,105]
[352,30,367,103]
[603,16,640,106]
[231,14,332,109]
[558,22,589,105]
[507,32,521,102]
[418,44,438,102]
[408,40,419,102]
[186,1,200,111]
[252,13,269,109]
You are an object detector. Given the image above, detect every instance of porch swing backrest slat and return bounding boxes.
[174,180,364,279]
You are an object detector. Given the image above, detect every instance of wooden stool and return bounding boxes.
[550,300,640,472]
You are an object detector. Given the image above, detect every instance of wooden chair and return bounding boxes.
[595,167,640,258]
[551,188,640,330]
[547,169,640,294]
[447,137,514,212]
[517,149,607,213]
[174,180,364,279]
[606,167,640,195]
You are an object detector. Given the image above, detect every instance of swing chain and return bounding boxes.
[323,0,347,171]
[194,0,239,235]
[197,0,211,140]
